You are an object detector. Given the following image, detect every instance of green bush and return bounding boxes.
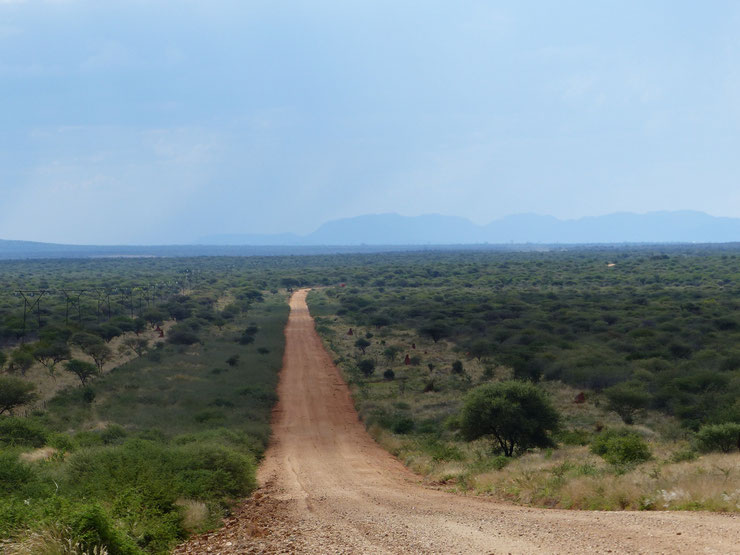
[63,503,140,555]
[375,410,414,434]
[422,438,463,462]
[696,422,740,453]
[0,417,48,447]
[0,375,37,414]
[555,428,591,446]
[590,428,651,466]
[460,380,559,456]
[0,452,34,495]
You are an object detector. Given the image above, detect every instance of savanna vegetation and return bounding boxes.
[305,245,740,512]
[2,246,739,552]
[0,257,290,553]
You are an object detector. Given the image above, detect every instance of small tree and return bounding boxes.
[226,354,240,367]
[32,341,71,377]
[0,350,7,371]
[0,376,36,415]
[591,428,651,466]
[142,308,167,327]
[383,345,401,363]
[357,359,375,377]
[8,348,34,376]
[469,340,492,361]
[97,324,123,343]
[696,423,740,453]
[370,315,391,329]
[604,382,651,425]
[460,380,559,457]
[70,332,104,353]
[355,338,370,354]
[419,322,449,344]
[119,337,148,359]
[451,360,464,374]
[64,359,99,386]
[88,342,113,371]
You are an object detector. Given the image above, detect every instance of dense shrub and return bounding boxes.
[0,452,34,495]
[590,428,651,466]
[357,359,375,376]
[696,422,740,453]
[460,381,559,456]
[0,376,37,414]
[167,328,201,345]
[0,417,48,447]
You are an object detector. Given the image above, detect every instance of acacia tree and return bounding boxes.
[119,337,148,358]
[604,382,651,425]
[357,359,375,377]
[8,348,34,376]
[355,338,370,354]
[87,342,113,371]
[383,345,401,363]
[64,359,99,386]
[460,380,560,457]
[419,322,450,344]
[32,341,71,377]
[0,376,36,414]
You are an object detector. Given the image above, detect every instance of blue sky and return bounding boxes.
[1,0,739,244]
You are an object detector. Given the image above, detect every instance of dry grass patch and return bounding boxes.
[19,447,58,463]
[4,524,109,555]
[175,499,210,533]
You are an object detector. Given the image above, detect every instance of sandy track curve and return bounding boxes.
[177,289,738,554]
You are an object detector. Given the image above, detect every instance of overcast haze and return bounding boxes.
[1,1,740,244]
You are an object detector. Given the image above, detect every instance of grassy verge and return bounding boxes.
[307,288,740,512]
[1,292,288,554]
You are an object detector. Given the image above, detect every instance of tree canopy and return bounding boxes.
[460,380,559,456]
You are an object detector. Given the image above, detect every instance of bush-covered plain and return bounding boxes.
[0,257,288,553]
[305,246,740,512]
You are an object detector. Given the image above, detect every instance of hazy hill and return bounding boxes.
[201,210,740,245]
[4,211,740,259]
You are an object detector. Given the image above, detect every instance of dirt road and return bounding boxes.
[177,289,738,554]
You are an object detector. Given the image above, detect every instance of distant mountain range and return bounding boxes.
[200,211,740,246]
[2,211,740,259]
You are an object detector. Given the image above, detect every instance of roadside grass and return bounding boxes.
[1,292,288,553]
[307,288,740,513]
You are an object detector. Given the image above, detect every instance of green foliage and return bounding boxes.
[63,503,140,555]
[451,360,464,374]
[167,324,201,345]
[383,368,395,380]
[64,358,100,386]
[8,347,34,375]
[0,417,48,447]
[603,381,652,424]
[460,381,559,456]
[419,322,449,343]
[590,428,651,466]
[696,422,740,453]
[0,452,34,495]
[422,438,463,462]
[357,359,375,377]
[31,341,71,375]
[355,337,370,354]
[0,376,36,415]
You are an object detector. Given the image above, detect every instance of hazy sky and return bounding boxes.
[2,1,740,244]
